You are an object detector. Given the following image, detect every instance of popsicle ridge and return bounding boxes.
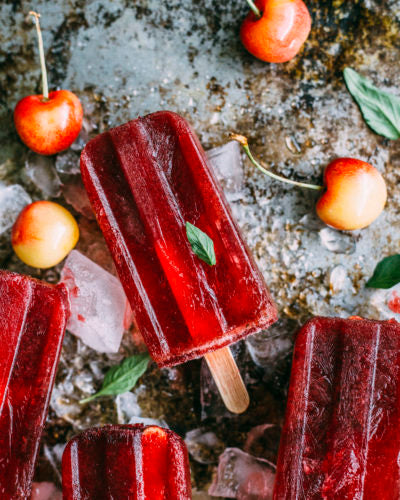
[81,111,277,367]
[62,424,192,500]
[274,317,400,500]
[0,271,69,499]
[110,119,228,341]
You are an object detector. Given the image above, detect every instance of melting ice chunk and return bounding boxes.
[60,250,127,352]
[24,153,61,197]
[55,150,80,175]
[209,448,275,499]
[185,428,224,464]
[319,227,356,254]
[329,265,349,294]
[0,184,32,235]
[369,283,400,322]
[207,141,244,202]
[246,319,293,371]
[30,482,62,500]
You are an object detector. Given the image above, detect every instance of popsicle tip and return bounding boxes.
[204,347,250,414]
[230,133,248,147]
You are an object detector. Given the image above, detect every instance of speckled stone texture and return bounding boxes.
[1,1,400,497]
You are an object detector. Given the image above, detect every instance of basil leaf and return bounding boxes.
[186,222,216,266]
[343,67,400,140]
[366,255,400,289]
[80,353,150,404]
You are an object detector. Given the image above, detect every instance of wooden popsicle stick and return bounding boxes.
[204,346,250,414]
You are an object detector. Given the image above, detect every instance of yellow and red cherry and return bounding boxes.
[240,0,311,63]
[232,134,387,231]
[14,12,82,155]
[12,201,79,269]
[316,158,387,231]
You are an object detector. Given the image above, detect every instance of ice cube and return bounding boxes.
[246,319,294,371]
[24,153,61,197]
[369,283,400,322]
[185,428,224,464]
[115,392,142,424]
[207,141,244,202]
[30,482,62,500]
[60,250,127,352]
[319,227,356,254]
[55,150,80,175]
[329,265,349,294]
[0,184,32,235]
[208,448,275,499]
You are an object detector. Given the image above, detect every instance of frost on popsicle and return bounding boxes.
[60,250,128,353]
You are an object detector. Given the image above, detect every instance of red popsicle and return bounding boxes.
[80,111,277,413]
[0,270,69,499]
[62,424,192,499]
[274,316,400,499]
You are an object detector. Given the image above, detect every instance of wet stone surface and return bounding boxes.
[1,0,400,497]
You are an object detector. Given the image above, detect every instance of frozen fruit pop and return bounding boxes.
[274,317,400,500]
[0,270,69,499]
[62,424,192,499]
[80,111,277,412]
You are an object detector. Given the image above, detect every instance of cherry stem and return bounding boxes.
[231,134,323,191]
[245,0,262,18]
[29,11,49,100]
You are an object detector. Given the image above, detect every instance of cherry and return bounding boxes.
[14,12,83,155]
[316,158,387,231]
[240,0,311,63]
[12,201,79,269]
[232,135,387,231]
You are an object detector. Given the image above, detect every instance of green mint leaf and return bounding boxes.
[80,353,150,404]
[366,255,400,289]
[186,222,216,266]
[344,68,400,140]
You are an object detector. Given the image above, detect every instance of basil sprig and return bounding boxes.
[186,222,216,266]
[80,353,150,404]
[344,68,400,140]
[366,255,400,289]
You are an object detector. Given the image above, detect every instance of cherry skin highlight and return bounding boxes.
[240,0,311,63]
[14,90,83,155]
[316,158,387,231]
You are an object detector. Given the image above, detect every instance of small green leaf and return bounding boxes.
[343,67,400,140]
[80,353,150,404]
[186,222,216,266]
[366,255,400,289]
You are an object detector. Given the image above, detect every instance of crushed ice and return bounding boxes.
[60,250,127,353]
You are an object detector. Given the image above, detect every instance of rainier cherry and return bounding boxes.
[14,12,82,155]
[240,0,311,63]
[316,158,387,231]
[232,135,387,231]
[12,201,79,269]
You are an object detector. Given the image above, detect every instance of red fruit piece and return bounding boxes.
[240,0,311,63]
[14,90,83,155]
[14,12,83,155]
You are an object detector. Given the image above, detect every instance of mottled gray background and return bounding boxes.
[1,1,400,498]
